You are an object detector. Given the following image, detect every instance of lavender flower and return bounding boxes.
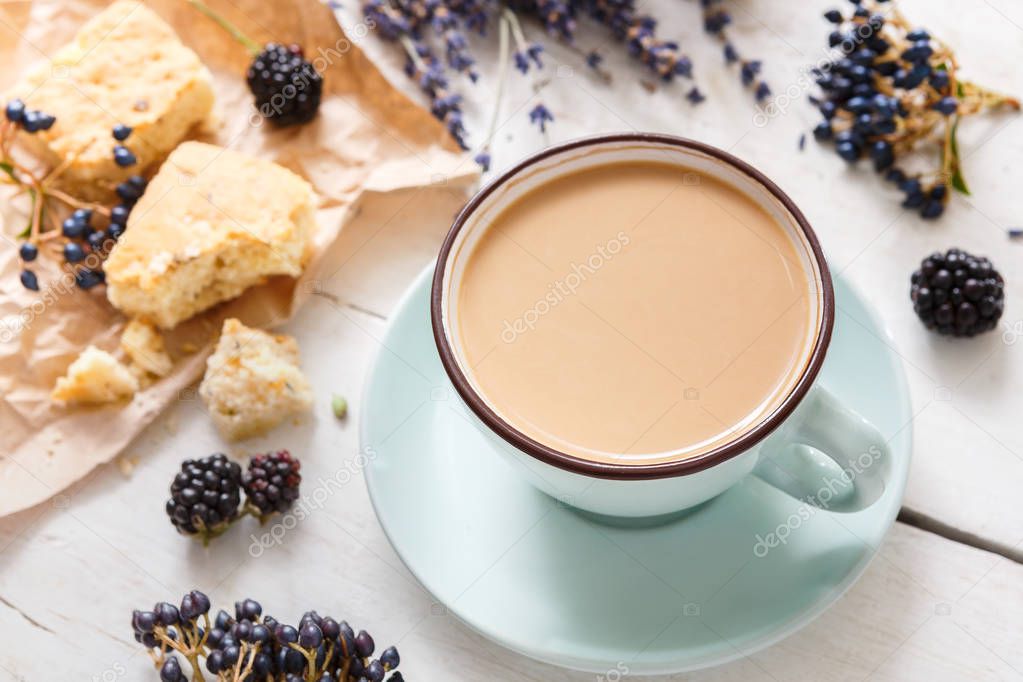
[514,50,530,73]
[529,103,554,132]
[474,150,492,172]
[360,0,760,154]
[700,0,770,99]
[585,0,693,81]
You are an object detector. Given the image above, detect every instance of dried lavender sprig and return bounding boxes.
[400,34,469,149]
[362,0,705,161]
[701,0,771,101]
[582,0,693,82]
[475,12,513,171]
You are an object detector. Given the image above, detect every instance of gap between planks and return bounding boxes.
[898,506,1023,565]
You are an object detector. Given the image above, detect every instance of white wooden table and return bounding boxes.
[1,0,1021,679]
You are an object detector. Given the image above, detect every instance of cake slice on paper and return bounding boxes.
[104,142,318,329]
[9,0,215,198]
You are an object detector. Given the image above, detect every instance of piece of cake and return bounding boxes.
[104,142,317,329]
[198,318,313,441]
[121,318,173,377]
[9,1,215,199]
[51,346,139,404]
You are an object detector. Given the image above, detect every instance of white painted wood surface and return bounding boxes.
[1,0,1022,680]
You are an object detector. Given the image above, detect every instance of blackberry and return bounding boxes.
[246,43,323,127]
[165,453,242,541]
[185,1,323,127]
[911,248,1004,337]
[242,450,302,518]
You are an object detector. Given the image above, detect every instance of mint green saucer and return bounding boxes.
[361,265,911,674]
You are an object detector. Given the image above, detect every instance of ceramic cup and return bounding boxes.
[431,133,891,518]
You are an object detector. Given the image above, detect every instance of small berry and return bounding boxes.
[836,141,860,162]
[365,660,385,682]
[21,269,39,291]
[920,200,944,220]
[5,99,25,122]
[870,140,894,171]
[62,216,87,239]
[113,145,137,167]
[934,96,958,115]
[930,71,950,90]
[159,656,184,682]
[132,610,158,633]
[87,231,108,252]
[110,204,131,225]
[154,602,180,626]
[112,124,133,141]
[355,629,375,657]
[299,623,323,648]
[21,111,43,133]
[75,269,105,290]
[380,646,400,670]
[116,181,144,203]
[235,598,262,622]
[63,242,86,263]
[19,242,38,262]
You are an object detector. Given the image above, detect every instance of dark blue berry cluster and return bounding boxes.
[810,0,1019,219]
[166,451,302,545]
[5,102,149,291]
[132,592,403,681]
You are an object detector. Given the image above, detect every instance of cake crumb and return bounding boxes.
[198,319,313,441]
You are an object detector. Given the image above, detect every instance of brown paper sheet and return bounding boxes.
[0,0,477,516]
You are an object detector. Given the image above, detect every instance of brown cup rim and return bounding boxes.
[431,133,835,481]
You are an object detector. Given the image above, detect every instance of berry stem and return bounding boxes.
[185,0,262,56]
[476,13,512,161]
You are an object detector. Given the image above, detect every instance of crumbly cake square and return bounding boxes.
[10,1,214,198]
[51,346,139,404]
[198,318,313,441]
[104,141,318,329]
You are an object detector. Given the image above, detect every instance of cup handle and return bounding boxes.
[752,384,891,513]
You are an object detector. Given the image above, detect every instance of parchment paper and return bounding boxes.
[0,0,477,517]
